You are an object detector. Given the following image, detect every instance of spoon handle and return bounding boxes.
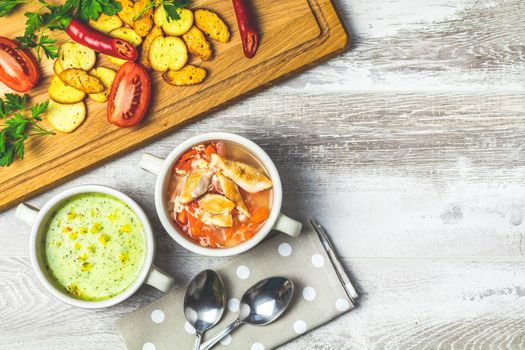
[200,319,242,350]
[193,332,202,350]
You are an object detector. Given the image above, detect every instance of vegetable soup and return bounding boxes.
[167,141,273,248]
[43,193,146,300]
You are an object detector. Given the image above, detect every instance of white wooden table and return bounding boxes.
[1,0,524,348]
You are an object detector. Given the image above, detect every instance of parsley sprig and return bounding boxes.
[134,0,189,21]
[0,94,54,167]
[0,0,24,16]
[1,0,121,61]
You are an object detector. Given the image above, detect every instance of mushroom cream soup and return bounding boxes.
[43,193,146,301]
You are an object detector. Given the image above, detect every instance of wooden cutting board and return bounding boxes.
[0,0,347,211]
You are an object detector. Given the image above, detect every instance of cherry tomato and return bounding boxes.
[0,37,39,92]
[107,61,151,127]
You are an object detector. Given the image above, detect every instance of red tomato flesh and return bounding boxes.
[0,37,39,92]
[107,61,151,127]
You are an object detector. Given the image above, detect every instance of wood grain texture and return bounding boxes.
[0,0,347,211]
[1,0,525,349]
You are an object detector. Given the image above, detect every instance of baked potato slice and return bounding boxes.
[59,68,104,94]
[45,100,86,133]
[48,75,86,104]
[154,6,193,36]
[58,42,97,71]
[88,14,123,33]
[183,26,212,61]
[162,65,207,86]
[88,67,117,103]
[140,25,164,69]
[149,36,188,72]
[194,9,230,43]
[117,0,153,37]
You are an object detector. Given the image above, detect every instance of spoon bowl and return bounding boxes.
[200,276,294,350]
[239,277,294,325]
[184,270,226,350]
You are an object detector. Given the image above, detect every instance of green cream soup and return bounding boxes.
[43,193,146,301]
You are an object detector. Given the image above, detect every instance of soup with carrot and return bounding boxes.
[167,141,273,248]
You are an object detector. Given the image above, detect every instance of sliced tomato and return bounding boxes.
[107,61,151,127]
[0,37,39,92]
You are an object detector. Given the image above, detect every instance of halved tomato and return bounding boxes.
[0,37,39,92]
[107,61,151,127]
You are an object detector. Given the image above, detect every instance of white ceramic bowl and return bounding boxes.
[15,185,174,309]
[139,132,302,257]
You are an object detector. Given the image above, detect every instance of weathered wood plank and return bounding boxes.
[283,0,525,92]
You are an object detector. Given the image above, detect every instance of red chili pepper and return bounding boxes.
[232,0,259,58]
[66,19,138,61]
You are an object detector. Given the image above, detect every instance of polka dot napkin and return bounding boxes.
[116,219,357,350]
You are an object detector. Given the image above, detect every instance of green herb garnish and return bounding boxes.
[1,0,122,60]
[134,0,190,21]
[0,94,54,167]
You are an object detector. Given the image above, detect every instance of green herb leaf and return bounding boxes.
[5,93,29,112]
[0,0,24,17]
[39,35,58,59]
[31,101,49,120]
[133,0,156,21]
[13,137,26,160]
[0,94,53,167]
[158,0,190,21]
[0,93,28,118]
[23,11,43,36]
[76,0,121,21]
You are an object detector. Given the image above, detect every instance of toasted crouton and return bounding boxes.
[194,9,230,43]
[162,65,207,86]
[183,26,212,61]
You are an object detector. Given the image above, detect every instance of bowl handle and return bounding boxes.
[15,203,40,226]
[145,265,175,292]
[139,153,165,175]
[273,213,302,237]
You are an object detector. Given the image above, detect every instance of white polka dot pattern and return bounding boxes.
[150,309,165,324]
[335,298,350,312]
[236,265,250,279]
[302,287,316,301]
[311,253,325,268]
[278,242,292,256]
[293,320,307,334]
[227,298,240,312]
[184,321,196,334]
[251,343,265,350]
[142,343,156,350]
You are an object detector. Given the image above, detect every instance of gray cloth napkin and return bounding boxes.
[116,220,357,350]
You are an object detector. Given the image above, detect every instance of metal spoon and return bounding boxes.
[184,270,226,350]
[200,277,294,350]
